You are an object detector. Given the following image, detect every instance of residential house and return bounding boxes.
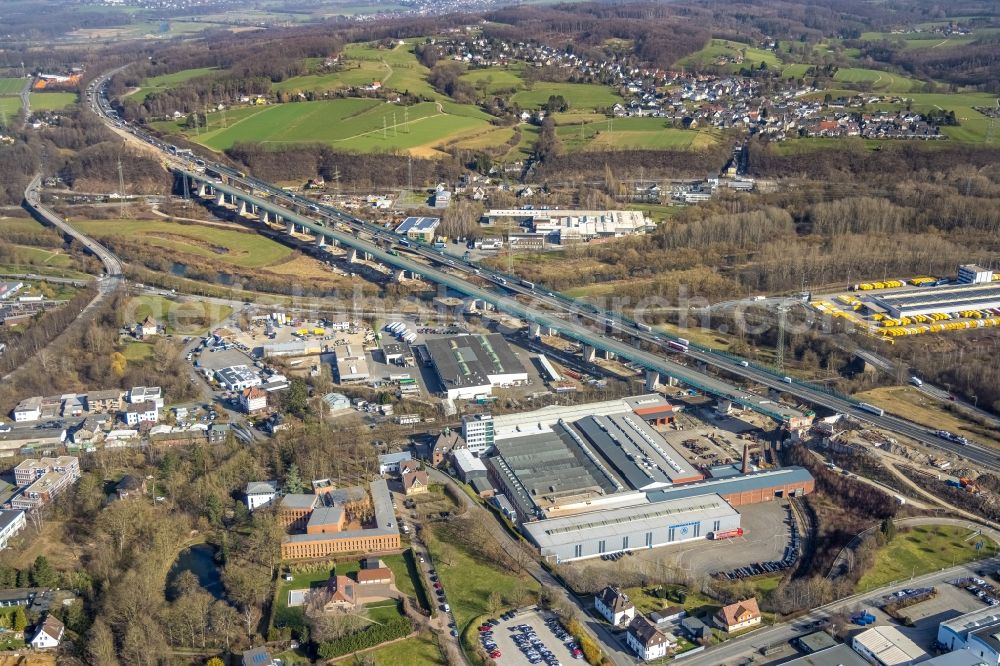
[402,469,429,495]
[595,586,636,627]
[72,415,108,447]
[323,575,358,611]
[626,614,675,661]
[239,387,268,414]
[715,598,761,633]
[128,386,163,409]
[30,614,64,650]
[135,316,158,338]
[378,451,413,475]
[399,459,420,475]
[0,589,52,614]
[427,429,464,466]
[242,647,276,666]
[0,510,25,550]
[245,481,279,511]
[115,475,146,500]
[124,400,159,426]
[86,389,123,414]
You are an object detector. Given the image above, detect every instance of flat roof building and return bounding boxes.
[485,423,622,521]
[395,216,440,242]
[523,492,740,563]
[481,209,653,244]
[872,282,1000,319]
[780,644,869,666]
[958,264,994,285]
[852,626,926,666]
[572,414,702,488]
[424,334,527,400]
[215,366,262,391]
[939,606,1000,661]
[334,346,370,384]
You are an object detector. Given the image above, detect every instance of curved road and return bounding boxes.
[23,175,123,277]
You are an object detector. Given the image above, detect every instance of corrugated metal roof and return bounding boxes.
[645,467,813,504]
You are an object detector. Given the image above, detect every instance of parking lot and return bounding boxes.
[477,607,583,666]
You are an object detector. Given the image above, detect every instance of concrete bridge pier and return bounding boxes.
[645,370,662,392]
[197,183,207,197]
[601,349,616,360]
[315,234,326,247]
[582,345,596,363]
[259,209,269,224]
[348,249,359,263]
[530,323,542,338]
[216,192,226,207]
[286,220,295,235]
[237,200,247,216]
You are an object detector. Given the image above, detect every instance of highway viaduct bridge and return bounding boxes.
[178,168,806,426]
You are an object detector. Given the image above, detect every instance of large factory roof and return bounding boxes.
[645,466,813,504]
[491,426,620,507]
[425,334,525,390]
[572,414,700,489]
[873,282,1000,314]
[523,493,737,552]
[490,393,671,440]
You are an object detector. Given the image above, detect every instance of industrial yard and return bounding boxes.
[814,264,1000,342]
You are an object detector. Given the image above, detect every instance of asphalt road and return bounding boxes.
[682,550,1000,666]
[89,70,1000,471]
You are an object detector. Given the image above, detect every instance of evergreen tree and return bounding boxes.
[12,607,26,632]
[283,464,304,494]
[30,555,58,588]
[880,516,896,542]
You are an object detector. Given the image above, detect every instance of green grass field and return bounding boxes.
[156,97,495,156]
[832,67,919,93]
[341,40,437,98]
[555,116,720,152]
[896,92,999,143]
[30,92,78,111]
[425,523,540,632]
[129,67,219,102]
[511,82,622,111]
[7,245,73,267]
[678,39,781,72]
[0,78,25,95]
[123,341,155,362]
[781,63,812,79]
[368,631,443,666]
[272,565,336,632]
[0,97,22,120]
[73,219,293,268]
[460,67,525,95]
[126,294,232,334]
[856,525,998,591]
[271,63,387,94]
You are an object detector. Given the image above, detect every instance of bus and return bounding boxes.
[666,341,688,353]
[520,280,535,290]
